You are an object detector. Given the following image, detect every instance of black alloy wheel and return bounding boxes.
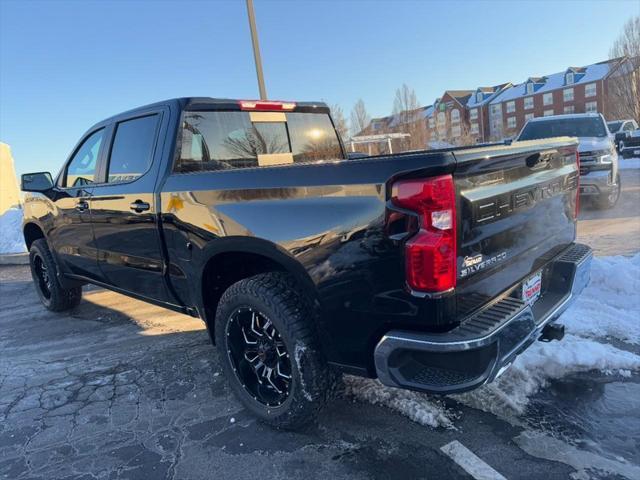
[225,307,292,407]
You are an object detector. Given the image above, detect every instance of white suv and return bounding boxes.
[517,113,620,209]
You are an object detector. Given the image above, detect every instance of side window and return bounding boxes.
[624,122,634,132]
[107,115,159,183]
[64,129,104,188]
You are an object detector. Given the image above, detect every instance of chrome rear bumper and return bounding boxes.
[374,243,593,394]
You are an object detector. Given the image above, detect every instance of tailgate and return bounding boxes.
[452,138,579,319]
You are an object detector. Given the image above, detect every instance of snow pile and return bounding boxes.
[346,254,640,425]
[560,254,640,344]
[0,207,27,254]
[344,375,455,428]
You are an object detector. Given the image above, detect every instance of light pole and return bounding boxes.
[246,0,267,100]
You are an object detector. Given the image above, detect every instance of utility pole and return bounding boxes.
[246,0,267,100]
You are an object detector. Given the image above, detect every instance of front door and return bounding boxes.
[48,128,105,279]
[89,112,172,302]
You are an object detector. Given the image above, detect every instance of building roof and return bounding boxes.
[466,83,512,108]
[489,58,624,105]
[443,90,474,106]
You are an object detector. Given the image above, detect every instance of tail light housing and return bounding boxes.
[391,174,457,293]
[575,151,580,219]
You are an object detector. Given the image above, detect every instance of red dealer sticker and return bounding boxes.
[522,271,542,306]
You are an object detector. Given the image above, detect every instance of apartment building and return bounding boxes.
[465,83,512,143]
[427,90,473,145]
[355,56,636,149]
[488,57,633,138]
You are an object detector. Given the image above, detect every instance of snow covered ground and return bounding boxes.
[0,207,27,254]
[346,253,640,428]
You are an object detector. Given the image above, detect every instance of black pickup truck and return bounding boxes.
[21,97,592,429]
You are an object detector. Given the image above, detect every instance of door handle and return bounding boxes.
[130,200,150,213]
[75,200,89,212]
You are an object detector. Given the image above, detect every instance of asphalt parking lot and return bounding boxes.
[1,166,639,480]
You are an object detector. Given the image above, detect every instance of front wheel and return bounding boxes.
[214,272,337,430]
[29,239,82,311]
[593,174,621,210]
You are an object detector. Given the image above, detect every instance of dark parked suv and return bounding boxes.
[21,98,591,428]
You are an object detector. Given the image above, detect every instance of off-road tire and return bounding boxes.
[29,239,82,312]
[214,272,337,430]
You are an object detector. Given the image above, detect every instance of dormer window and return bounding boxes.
[476,92,483,103]
[526,83,534,95]
[566,72,574,85]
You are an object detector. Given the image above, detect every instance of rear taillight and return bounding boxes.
[238,100,296,111]
[575,151,580,219]
[391,174,457,293]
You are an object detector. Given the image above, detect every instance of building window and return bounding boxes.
[564,105,575,114]
[451,109,460,123]
[476,92,483,103]
[506,101,515,113]
[563,88,574,102]
[585,101,598,113]
[526,83,534,95]
[470,123,479,134]
[451,124,462,137]
[524,113,534,122]
[544,109,554,116]
[585,83,597,98]
[437,112,446,124]
[507,117,516,129]
[524,97,534,110]
[543,92,553,106]
[428,117,435,128]
[470,108,478,120]
[566,72,574,85]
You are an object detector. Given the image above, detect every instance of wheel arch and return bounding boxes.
[197,237,318,342]
[23,222,45,250]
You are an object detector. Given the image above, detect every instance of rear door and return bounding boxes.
[452,140,579,318]
[90,109,172,302]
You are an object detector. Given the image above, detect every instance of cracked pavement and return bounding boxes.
[1,265,584,480]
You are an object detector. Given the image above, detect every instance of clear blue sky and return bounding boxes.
[1,0,637,175]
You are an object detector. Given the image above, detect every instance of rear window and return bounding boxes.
[519,117,607,140]
[175,111,343,173]
[607,121,622,132]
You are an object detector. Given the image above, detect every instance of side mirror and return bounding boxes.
[504,138,513,145]
[21,172,53,192]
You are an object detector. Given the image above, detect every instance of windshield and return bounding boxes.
[176,111,343,172]
[518,117,608,140]
[607,121,622,132]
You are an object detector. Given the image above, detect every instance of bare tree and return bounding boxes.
[350,99,371,136]
[608,15,640,123]
[392,84,427,151]
[329,103,350,142]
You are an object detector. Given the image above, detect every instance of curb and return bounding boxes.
[0,253,29,265]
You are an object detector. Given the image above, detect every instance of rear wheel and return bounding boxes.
[29,239,82,311]
[594,174,621,210]
[214,272,336,430]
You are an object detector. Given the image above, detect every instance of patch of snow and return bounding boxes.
[294,343,313,401]
[561,253,640,345]
[618,157,640,170]
[344,376,455,429]
[456,334,640,416]
[0,207,27,254]
[348,255,640,426]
